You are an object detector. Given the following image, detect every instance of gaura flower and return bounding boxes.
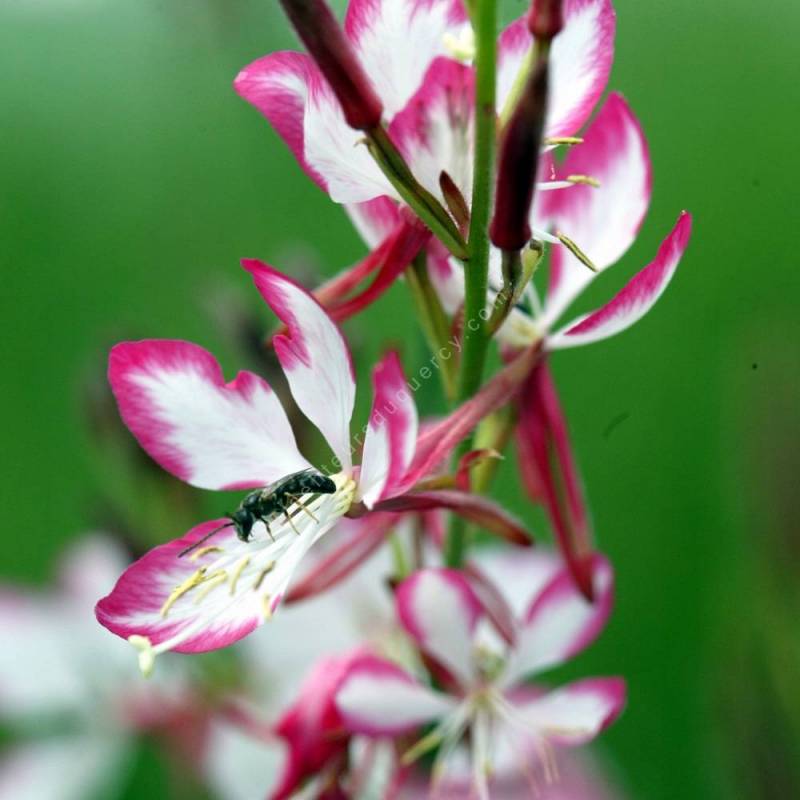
[335,558,624,799]
[235,0,616,307]
[0,536,191,800]
[487,95,692,597]
[96,262,534,675]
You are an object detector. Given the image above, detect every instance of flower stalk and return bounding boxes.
[445,0,498,567]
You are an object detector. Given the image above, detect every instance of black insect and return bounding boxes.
[179,469,337,558]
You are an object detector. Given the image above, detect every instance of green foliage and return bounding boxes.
[0,1,798,798]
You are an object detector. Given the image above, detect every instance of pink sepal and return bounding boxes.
[330,215,430,322]
[516,361,593,599]
[375,490,532,547]
[395,345,541,495]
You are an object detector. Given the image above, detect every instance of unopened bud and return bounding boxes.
[439,171,470,232]
[527,0,563,42]
[489,60,549,252]
[279,0,383,130]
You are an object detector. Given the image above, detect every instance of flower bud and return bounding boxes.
[279,0,383,130]
[527,0,563,42]
[489,59,548,252]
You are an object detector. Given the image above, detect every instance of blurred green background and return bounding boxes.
[1,0,798,798]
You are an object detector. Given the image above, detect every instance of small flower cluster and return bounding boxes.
[85,0,691,797]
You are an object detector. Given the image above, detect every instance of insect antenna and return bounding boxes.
[178,521,234,558]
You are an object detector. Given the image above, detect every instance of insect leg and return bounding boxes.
[286,493,319,522]
[283,510,301,536]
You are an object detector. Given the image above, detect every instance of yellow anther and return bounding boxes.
[193,570,229,604]
[128,635,156,678]
[253,561,276,591]
[229,556,250,596]
[544,136,584,146]
[188,545,224,562]
[555,232,598,272]
[261,593,274,620]
[566,174,601,188]
[160,568,207,618]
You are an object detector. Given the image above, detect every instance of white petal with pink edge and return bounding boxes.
[245,260,356,472]
[497,0,615,138]
[475,548,561,620]
[513,677,626,745]
[234,52,328,190]
[396,568,483,687]
[96,475,354,674]
[389,57,475,204]
[234,51,392,203]
[359,351,419,507]
[109,339,309,491]
[345,0,469,118]
[548,211,693,349]
[541,93,653,328]
[336,654,456,736]
[303,76,396,203]
[501,555,613,688]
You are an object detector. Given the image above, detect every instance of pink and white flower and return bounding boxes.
[236,0,617,300]
[96,261,532,675]
[335,557,624,799]
[0,536,191,800]
[495,95,692,354]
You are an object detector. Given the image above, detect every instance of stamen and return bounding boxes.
[261,593,274,620]
[471,708,492,800]
[193,569,229,604]
[566,174,601,188]
[537,737,559,785]
[253,561,276,591]
[555,232,598,272]
[188,545,224,562]
[128,635,156,678]
[401,727,446,766]
[544,136,583,146]
[229,556,250,595]
[160,568,207,618]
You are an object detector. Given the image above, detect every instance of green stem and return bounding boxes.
[445,0,498,568]
[405,255,458,402]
